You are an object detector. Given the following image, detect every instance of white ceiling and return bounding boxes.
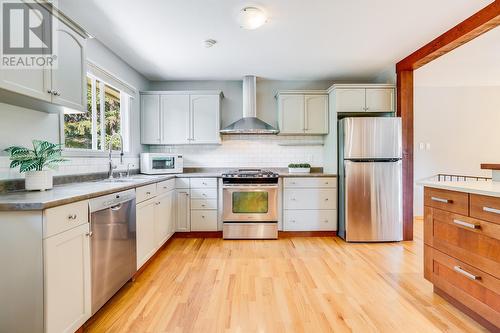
[415,26,500,87]
[60,0,493,81]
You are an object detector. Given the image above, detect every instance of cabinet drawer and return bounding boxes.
[426,246,500,328]
[190,210,217,231]
[136,184,157,203]
[428,208,500,277]
[284,177,336,188]
[283,210,337,231]
[190,188,217,199]
[191,199,217,210]
[190,178,217,188]
[175,177,190,189]
[157,179,175,194]
[43,200,89,238]
[424,187,469,215]
[284,189,336,210]
[470,194,500,225]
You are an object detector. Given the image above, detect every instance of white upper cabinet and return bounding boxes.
[191,95,221,144]
[365,88,395,112]
[141,91,222,145]
[161,94,190,144]
[51,20,86,112]
[141,94,161,144]
[0,64,51,102]
[277,91,328,135]
[332,85,396,113]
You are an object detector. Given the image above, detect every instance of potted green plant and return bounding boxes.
[4,140,66,191]
[288,163,311,174]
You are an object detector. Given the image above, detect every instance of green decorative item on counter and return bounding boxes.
[4,140,67,191]
[288,163,311,174]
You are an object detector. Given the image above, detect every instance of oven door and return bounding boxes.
[223,184,278,222]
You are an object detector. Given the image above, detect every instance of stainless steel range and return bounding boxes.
[222,169,279,239]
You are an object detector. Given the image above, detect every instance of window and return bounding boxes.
[63,74,130,152]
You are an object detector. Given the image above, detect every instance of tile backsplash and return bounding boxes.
[150,135,325,168]
[0,156,140,180]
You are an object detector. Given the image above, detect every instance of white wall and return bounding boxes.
[413,86,500,215]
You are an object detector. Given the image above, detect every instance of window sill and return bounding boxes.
[63,149,137,158]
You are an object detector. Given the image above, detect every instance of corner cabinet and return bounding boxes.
[331,84,395,113]
[277,91,329,135]
[140,91,223,145]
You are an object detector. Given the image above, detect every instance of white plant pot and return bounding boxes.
[288,167,311,174]
[25,170,53,191]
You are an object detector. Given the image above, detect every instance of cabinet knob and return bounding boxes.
[146,191,151,195]
[324,219,329,223]
[291,220,296,223]
[325,198,329,201]
[291,198,296,201]
[202,215,205,218]
[47,89,53,94]
[54,91,61,96]
[85,232,93,237]
[201,204,206,207]
[68,214,77,220]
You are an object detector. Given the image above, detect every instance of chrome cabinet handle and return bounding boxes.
[453,219,480,230]
[47,89,53,94]
[324,219,329,223]
[325,198,329,201]
[68,214,77,220]
[54,91,61,96]
[85,231,93,237]
[291,220,296,223]
[201,215,205,218]
[483,206,500,215]
[453,266,480,280]
[431,197,451,204]
[201,204,206,207]
[146,191,151,195]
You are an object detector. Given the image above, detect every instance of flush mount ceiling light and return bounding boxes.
[238,7,267,30]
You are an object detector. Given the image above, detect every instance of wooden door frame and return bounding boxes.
[396,1,500,240]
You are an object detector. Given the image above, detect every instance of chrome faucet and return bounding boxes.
[108,133,124,179]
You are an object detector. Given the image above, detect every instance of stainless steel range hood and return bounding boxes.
[220,76,279,134]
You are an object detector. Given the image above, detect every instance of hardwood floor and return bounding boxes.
[85,220,489,332]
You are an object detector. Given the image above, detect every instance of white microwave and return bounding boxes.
[140,153,183,174]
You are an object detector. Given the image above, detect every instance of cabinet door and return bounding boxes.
[304,95,328,134]
[365,88,395,112]
[176,190,190,232]
[155,190,174,247]
[51,20,86,112]
[161,94,190,144]
[141,94,161,144]
[44,223,91,333]
[136,200,157,269]
[278,94,304,134]
[334,89,365,112]
[190,95,220,144]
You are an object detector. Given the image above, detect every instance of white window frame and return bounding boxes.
[61,71,132,156]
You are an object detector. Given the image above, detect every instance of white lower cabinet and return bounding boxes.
[44,223,91,333]
[136,199,157,269]
[155,190,175,247]
[175,189,191,232]
[284,210,337,231]
[190,210,218,231]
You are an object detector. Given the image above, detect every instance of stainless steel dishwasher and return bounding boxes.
[89,189,136,315]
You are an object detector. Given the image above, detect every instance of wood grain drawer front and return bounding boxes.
[430,247,500,327]
[136,184,157,203]
[424,187,469,215]
[284,210,337,231]
[431,209,500,278]
[190,178,217,188]
[470,194,500,225]
[190,210,217,231]
[284,189,337,210]
[284,177,336,188]
[43,200,89,238]
[157,179,175,194]
[175,177,190,189]
[190,188,217,199]
[191,199,217,210]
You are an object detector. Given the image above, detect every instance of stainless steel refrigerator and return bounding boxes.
[338,117,403,242]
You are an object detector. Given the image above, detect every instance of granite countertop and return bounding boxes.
[418,179,500,198]
[0,169,337,211]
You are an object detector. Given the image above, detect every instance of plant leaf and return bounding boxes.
[19,159,41,173]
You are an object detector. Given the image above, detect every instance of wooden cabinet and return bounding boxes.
[332,85,395,113]
[136,199,157,269]
[423,187,500,329]
[277,92,328,135]
[175,189,191,232]
[283,177,337,231]
[44,223,91,333]
[141,91,222,145]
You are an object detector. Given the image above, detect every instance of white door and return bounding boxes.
[44,223,91,333]
[365,88,395,112]
[175,190,190,232]
[334,89,366,112]
[161,94,190,144]
[304,95,328,134]
[155,190,174,247]
[136,200,157,269]
[51,20,86,112]
[141,94,161,144]
[278,94,304,134]
[190,95,220,144]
